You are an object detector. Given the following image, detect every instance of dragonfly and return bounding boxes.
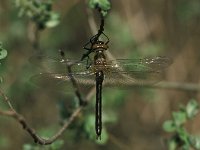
[30,35,172,140]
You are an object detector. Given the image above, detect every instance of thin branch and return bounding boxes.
[0,85,94,145]
[67,63,87,106]
[0,110,15,116]
[0,51,95,144]
[0,90,15,111]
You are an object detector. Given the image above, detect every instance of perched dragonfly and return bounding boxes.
[30,37,172,139]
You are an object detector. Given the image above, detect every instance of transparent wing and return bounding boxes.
[29,54,89,73]
[101,56,172,86]
[30,56,172,90]
[105,56,172,72]
[30,72,96,92]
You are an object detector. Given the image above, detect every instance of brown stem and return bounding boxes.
[0,85,94,145]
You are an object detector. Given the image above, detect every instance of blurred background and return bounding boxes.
[1,0,200,149]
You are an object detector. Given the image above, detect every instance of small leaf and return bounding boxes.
[163,120,176,132]
[88,0,111,15]
[23,144,33,150]
[172,111,187,126]
[84,114,109,144]
[0,77,3,83]
[186,99,199,118]
[45,13,60,28]
[177,128,189,144]
[84,115,96,139]
[168,139,178,150]
[190,136,200,149]
[0,43,7,60]
[182,144,190,150]
[101,10,108,16]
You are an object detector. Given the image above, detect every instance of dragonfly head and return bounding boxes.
[92,41,108,51]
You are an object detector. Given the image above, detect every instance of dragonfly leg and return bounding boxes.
[59,49,65,59]
[102,32,110,44]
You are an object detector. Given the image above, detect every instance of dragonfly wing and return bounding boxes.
[103,70,163,87]
[30,72,96,92]
[30,56,172,89]
[108,56,172,72]
[29,54,89,73]
[102,56,172,87]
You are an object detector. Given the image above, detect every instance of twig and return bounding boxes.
[0,85,94,145]
[67,63,87,106]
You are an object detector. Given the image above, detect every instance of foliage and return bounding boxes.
[0,43,7,60]
[88,0,111,16]
[163,100,200,150]
[0,42,7,83]
[14,0,60,29]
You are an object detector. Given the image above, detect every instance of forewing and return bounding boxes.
[29,54,89,73]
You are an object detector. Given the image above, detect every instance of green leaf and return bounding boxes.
[83,114,109,144]
[0,43,7,60]
[15,0,60,29]
[172,111,187,126]
[45,13,60,28]
[88,0,111,16]
[84,115,96,139]
[23,144,33,150]
[182,144,190,150]
[50,139,64,150]
[177,128,189,144]
[186,99,199,119]
[163,120,176,132]
[168,139,178,150]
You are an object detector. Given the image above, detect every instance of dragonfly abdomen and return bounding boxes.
[95,71,104,139]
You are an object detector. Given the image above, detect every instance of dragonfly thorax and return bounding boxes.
[94,50,106,63]
[93,49,108,72]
